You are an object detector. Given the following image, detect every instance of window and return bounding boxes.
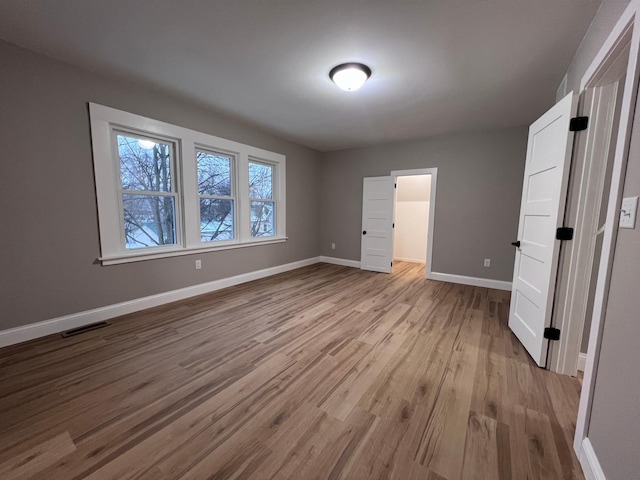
[116,133,178,249]
[249,161,275,237]
[197,149,235,242]
[90,104,286,265]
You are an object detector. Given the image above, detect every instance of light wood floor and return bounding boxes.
[0,262,584,480]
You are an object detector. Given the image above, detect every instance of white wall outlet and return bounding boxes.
[331,242,336,250]
[195,259,202,270]
[484,258,491,267]
[619,196,638,229]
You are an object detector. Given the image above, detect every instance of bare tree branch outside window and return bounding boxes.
[197,151,234,242]
[117,134,176,249]
[249,162,275,237]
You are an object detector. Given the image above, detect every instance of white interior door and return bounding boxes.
[361,176,394,273]
[509,92,578,367]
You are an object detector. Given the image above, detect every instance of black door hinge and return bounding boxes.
[556,227,574,240]
[394,183,397,188]
[390,261,393,267]
[569,116,589,132]
[392,223,395,228]
[544,327,561,341]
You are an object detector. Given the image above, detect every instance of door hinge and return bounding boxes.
[569,116,589,132]
[394,183,397,188]
[543,327,561,341]
[392,223,395,228]
[556,227,574,240]
[390,261,393,267]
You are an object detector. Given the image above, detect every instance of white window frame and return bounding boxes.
[248,158,278,238]
[113,129,182,252]
[90,103,286,265]
[196,147,237,244]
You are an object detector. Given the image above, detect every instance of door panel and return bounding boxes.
[509,92,578,367]
[361,177,394,273]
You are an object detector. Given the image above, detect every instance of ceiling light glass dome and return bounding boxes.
[329,63,372,91]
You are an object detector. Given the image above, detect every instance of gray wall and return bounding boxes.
[319,128,528,281]
[561,1,640,479]
[0,40,322,331]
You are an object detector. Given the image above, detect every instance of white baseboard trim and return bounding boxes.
[319,256,361,269]
[428,272,512,291]
[0,257,322,349]
[579,438,606,480]
[578,352,587,372]
[393,257,426,264]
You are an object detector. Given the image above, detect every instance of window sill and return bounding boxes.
[99,237,288,265]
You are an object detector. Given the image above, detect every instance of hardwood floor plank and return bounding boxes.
[495,421,513,480]
[461,412,499,480]
[318,327,407,421]
[412,308,483,480]
[0,432,75,480]
[346,399,415,479]
[357,303,411,346]
[287,407,378,480]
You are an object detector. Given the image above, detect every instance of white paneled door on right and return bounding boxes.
[509,92,578,367]
[361,176,394,273]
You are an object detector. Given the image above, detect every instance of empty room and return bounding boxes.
[1,1,639,479]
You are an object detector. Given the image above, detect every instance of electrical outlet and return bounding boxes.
[195,259,202,270]
[484,258,491,267]
[620,196,638,229]
[331,243,336,250]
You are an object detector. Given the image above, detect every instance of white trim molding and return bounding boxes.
[320,256,361,269]
[429,272,512,291]
[578,352,587,372]
[579,438,607,480]
[390,168,438,281]
[0,257,321,348]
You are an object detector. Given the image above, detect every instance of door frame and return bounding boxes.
[550,79,625,376]
[390,168,438,279]
[570,0,640,462]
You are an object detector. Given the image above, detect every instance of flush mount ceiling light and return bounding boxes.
[329,63,371,91]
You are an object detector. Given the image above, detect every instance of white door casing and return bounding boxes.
[509,92,578,367]
[574,1,640,457]
[550,81,622,376]
[390,168,438,280]
[361,176,394,273]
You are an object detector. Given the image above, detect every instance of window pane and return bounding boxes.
[250,201,274,237]
[249,162,273,199]
[200,199,234,242]
[118,134,172,192]
[122,194,176,249]
[197,151,232,196]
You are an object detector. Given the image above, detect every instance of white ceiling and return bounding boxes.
[0,0,601,151]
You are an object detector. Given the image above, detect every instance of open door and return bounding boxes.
[509,92,578,367]
[361,176,394,273]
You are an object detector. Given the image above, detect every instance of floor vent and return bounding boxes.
[61,321,111,338]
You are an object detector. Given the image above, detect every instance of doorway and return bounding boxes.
[360,168,437,278]
[391,168,437,279]
[393,175,431,273]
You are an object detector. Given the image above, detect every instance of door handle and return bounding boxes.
[511,241,521,248]
[362,231,367,235]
